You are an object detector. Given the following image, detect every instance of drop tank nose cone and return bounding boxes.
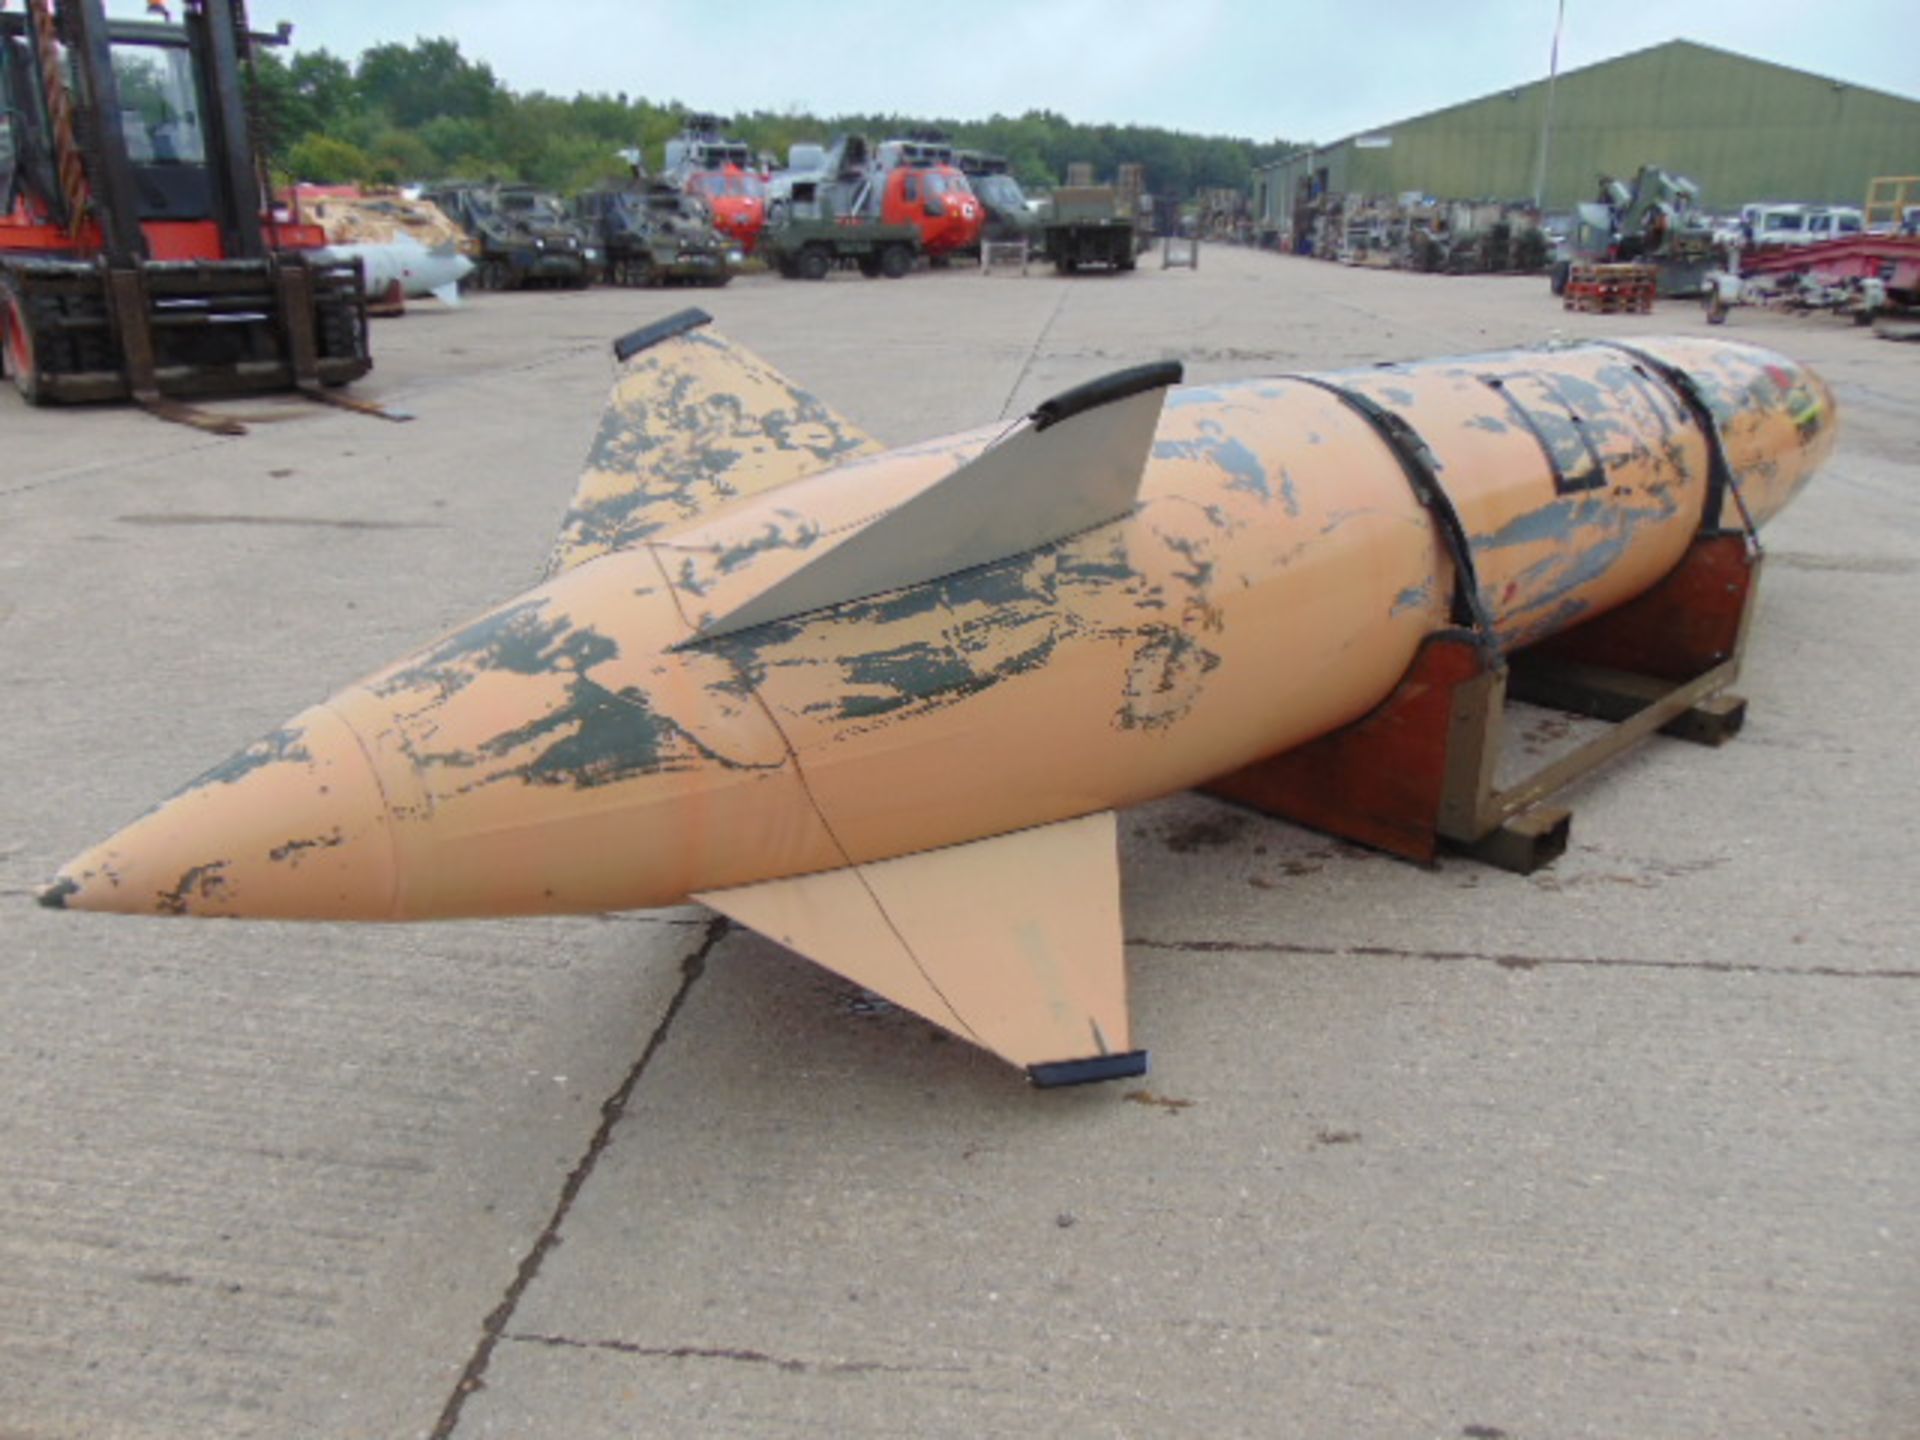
[40,703,398,920]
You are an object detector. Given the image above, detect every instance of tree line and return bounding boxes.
[252,37,1293,199]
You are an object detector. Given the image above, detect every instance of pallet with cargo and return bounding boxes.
[1564,262,1655,314]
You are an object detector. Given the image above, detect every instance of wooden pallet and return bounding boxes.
[1565,262,1656,314]
[1205,531,1758,873]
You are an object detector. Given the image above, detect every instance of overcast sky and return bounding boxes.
[212,0,1920,144]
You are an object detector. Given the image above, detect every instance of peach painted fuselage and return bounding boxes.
[46,336,1834,922]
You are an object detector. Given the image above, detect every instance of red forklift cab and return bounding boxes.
[881,166,982,258]
[1,2,327,262]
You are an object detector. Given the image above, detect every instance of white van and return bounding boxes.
[1740,203,1809,244]
[1805,206,1864,240]
[1738,203,1864,246]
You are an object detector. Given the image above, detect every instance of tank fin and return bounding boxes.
[678,361,1179,641]
[545,310,885,576]
[695,812,1145,1084]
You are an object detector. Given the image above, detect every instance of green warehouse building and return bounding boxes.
[1254,39,1920,242]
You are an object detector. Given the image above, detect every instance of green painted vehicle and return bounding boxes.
[574,185,734,288]
[425,183,593,290]
[760,181,920,280]
[1041,187,1138,275]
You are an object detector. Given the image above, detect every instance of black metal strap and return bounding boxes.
[613,307,712,362]
[1593,340,1758,548]
[1285,374,1499,647]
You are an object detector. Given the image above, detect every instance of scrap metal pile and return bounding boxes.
[1194,187,1254,244]
[1551,166,1720,299]
[1707,231,1920,339]
[1296,193,1550,274]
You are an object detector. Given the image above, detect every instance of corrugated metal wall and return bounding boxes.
[1257,41,1920,221]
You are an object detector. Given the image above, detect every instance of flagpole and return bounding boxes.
[1533,0,1567,209]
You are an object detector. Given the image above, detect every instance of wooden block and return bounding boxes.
[1206,630,1496,864]
[1527,532,1756,681]
[1451,805,1570,875]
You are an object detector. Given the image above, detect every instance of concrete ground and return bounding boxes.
[3,247,1915,1440]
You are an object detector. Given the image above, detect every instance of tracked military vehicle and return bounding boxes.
[424,182,593,290]
[574,184,733,288]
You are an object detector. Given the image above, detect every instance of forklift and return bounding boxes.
[0,0,388,431]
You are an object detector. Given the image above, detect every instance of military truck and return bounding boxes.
[423,183,594,290]
[759,179,920,280]
[770,133,982,266]
[1041,186,1138,274]
[573,185,733,288]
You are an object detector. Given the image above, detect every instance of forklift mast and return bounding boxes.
[8,0,270,256]
[37,0,150,260]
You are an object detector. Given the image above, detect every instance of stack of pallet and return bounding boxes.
[1564,262,1655,314]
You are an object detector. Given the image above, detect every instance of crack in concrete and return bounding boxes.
[503,1329,944,1377]
[0,340,604,503]
[429,915,730,1439]
[115,512,446,531]
[996,286,1071,421]
[0,433,236,499]
[1128,936,1920,981]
